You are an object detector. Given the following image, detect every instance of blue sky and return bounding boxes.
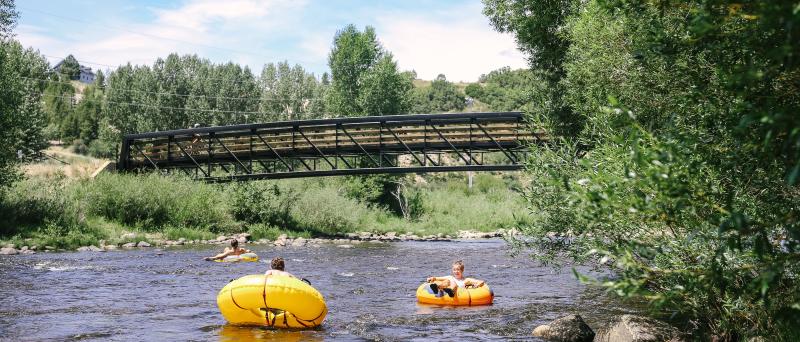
[15,0,528,82]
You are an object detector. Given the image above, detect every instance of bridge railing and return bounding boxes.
[118,112,545,181]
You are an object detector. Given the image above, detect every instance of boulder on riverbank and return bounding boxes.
[76,245,104,252]
[0,247,19,255]
[594,315,685,342]
[532,314,595,342]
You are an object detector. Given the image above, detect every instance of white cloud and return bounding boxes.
[18,0,308,70]
[376,5,527,82]
[151,0,299,32]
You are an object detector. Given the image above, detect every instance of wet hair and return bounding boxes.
[271,257,285,271]
[452,260,465,271]
[230,239,239,248]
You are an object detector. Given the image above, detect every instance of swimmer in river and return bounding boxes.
[425,260,485,297]
[264,257,295,278]
[204,239,251,261]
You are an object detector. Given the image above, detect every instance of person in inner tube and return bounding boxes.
[426,260,485,297]
[264,257,295,277]
[204,239,251,261]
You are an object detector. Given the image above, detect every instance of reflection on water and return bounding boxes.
[218,325,323,342]
[0,239,642,341]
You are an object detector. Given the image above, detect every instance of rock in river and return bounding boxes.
[594,315,685,342]
[532,314,594,342]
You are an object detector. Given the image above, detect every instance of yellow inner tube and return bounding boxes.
[415,283,494,306]
[217,275,327,328]
[214,253,259,263]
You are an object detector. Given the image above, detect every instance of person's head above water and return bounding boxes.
[451,260,465,279]
[230,239,239,249]
[271,257,285,271]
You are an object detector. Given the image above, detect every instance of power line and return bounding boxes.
[37,92,316,117]
[18,76,324,103]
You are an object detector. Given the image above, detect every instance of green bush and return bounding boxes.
[229,181,298,227]
[0,177,86,236]
[71,139,88,155]
[246,224,285,240]
[290,185,373,235]
[78,173,232,231]
[86,139,117,159]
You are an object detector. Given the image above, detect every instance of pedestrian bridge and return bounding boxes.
[117,112,546,182]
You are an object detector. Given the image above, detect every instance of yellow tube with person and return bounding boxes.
[217,274,327,328]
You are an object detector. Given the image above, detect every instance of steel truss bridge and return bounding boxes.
[117,112,545,182]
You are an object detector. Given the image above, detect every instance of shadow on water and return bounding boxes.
[0,239,643,341]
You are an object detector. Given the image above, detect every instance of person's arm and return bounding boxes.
[465,278,485,288]
[426,276,446,282]
[204,248,232,260]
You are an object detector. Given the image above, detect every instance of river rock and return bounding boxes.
[104,245,118,250]
[215,235,228,242]
[595,315,685,342]
[136,241,151,247]
[291,237,307,247]
[0,247,19,255]
[44,246,55,250]
[77,245,103,252]
[532,314,594,342]
[20,249,35,255]
[3,243,15,249]
[273,239,286,247]
[337,244,353,249]
[121,242,136,248]
[121,233,136,240]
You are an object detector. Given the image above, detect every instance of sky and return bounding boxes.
[14,0,528,82]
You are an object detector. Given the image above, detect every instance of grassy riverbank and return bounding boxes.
[0,172,531,249]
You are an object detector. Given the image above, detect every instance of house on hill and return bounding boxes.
[53,60,96,84]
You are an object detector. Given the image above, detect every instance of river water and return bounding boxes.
[0,239,641,341]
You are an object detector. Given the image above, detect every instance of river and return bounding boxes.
[0,239,641,341]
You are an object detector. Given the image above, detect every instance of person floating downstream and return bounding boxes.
[426,260,485,297]
[204,239,251,261]
[264,257,295,278]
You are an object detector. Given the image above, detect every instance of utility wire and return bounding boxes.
[37,92,318,117]
[18,76,318,103]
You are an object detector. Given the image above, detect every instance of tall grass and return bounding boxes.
[0,172,531,248]
[77,173,233,231]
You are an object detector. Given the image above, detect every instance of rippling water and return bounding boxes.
[0,239,641,341]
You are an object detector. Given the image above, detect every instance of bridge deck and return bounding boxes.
[119,112,545,181]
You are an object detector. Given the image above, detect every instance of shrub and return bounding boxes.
[229,181,298,227]
[290,185,371,235]
[78,173,231,231]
